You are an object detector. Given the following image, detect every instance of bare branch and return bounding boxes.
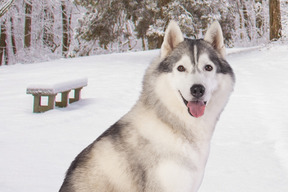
[0,0,15,18]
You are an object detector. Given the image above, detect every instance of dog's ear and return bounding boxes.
[160,21,184,59]
[204,21,226,58]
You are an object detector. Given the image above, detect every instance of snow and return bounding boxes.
[200,44,288,192]
[26,77,88,95]
[1,45,288,192]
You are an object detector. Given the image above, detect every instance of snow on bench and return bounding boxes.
[26,77,88,113]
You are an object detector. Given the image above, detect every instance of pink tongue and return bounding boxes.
[187,101,206,118]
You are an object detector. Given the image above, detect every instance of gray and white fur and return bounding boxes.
[59,20,235,192]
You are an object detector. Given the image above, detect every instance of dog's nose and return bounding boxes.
[190,84,205,98]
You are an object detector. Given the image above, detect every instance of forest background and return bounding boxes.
[0,0,287,66]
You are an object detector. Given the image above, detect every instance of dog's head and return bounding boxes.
[153,21,234,118]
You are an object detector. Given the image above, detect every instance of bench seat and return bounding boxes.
[27,77,88,113]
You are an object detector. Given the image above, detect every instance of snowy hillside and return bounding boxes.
[1,45,288,192]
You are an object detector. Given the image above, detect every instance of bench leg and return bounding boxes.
[33,94,56,113]
[69,87,82,103]
[56,91,70,107]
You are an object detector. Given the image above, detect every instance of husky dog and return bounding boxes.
[59,21,235,192]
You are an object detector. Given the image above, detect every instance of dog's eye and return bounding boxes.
[177,65,186,72]
[204,65,213,72]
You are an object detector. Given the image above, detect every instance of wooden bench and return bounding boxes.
[26,77,88,113]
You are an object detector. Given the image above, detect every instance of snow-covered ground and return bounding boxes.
[0,45,288,192]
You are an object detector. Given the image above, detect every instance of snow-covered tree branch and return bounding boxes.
[0,0,14,18]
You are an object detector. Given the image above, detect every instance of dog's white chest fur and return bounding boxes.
[130,105,210,192]
[154,136,210,192]
[156,159,203,192]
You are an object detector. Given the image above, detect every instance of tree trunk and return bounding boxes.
[269,0,282,41]
[125,21,132,50]
[10,17,17,55]
[68,9,72,50]
[141,36,146,50]
[61,0,69,57]
[0,21,8,65]
[24,0,32,48]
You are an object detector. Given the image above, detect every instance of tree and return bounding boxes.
[24,0,32,48]
[10,16,17,55]
[144,0,234,49]
[61,0,72,57]
[269,0,282,40]
[43,2,56,52]
[0,1,15,65]
[0,0,82,66]
[74,0,136,55]
[0,0,276,66]
[236,0,252,40]
[0,21,8,65]
[255,0,265,37]
[74,0,235,52]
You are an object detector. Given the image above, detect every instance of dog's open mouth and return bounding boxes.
[179,91,207,118]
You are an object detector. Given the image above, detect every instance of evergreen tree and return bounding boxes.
[142,0,234,49]
[75,0,131,52]
[74,0,237,51]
